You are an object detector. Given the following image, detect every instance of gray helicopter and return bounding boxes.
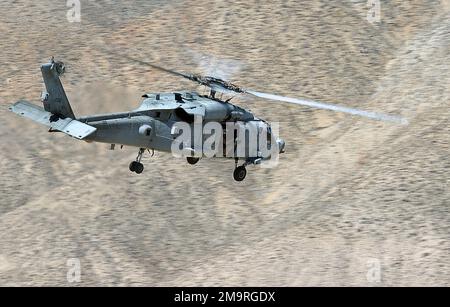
[9,57,406,181]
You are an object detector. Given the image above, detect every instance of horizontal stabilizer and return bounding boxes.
[9,100,96,140]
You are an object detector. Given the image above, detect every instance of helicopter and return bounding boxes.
[9,57,406,181]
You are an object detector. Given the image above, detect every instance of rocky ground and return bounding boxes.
[0,0,448,286]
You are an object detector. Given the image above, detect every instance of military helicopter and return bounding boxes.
[9,57,406,181]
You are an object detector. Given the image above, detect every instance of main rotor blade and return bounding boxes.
[104,47,245,93]
[103,48,407,124]
[187,50,244,81]
[245,90,408,125]
[119,54,193,80]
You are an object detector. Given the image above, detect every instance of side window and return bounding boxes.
[267,127,272,146]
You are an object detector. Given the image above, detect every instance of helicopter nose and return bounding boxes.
[276,138,286,154]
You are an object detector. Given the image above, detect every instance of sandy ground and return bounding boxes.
[0,0,449,286]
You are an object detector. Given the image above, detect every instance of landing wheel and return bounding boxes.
[187,157,200,165]
[135,162,144,174]
[129,148,146,174]
[129,161,144,174]
[233,166,247,182]
[129,161,137,172]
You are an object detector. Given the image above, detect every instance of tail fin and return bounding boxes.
[40,59,75,119]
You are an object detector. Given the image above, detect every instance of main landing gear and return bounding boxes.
[187,157,200,165]
[233,165,247,181]
[233,158,249,182]
[129,148,153,174]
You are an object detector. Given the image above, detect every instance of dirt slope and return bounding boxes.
[0,0,448,286]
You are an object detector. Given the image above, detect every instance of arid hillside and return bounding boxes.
[0,0,449,286]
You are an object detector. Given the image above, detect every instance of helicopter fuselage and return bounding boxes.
[78,91,285,160]
[9,59,287,181]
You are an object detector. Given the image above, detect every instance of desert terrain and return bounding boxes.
[0,0,449,286]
